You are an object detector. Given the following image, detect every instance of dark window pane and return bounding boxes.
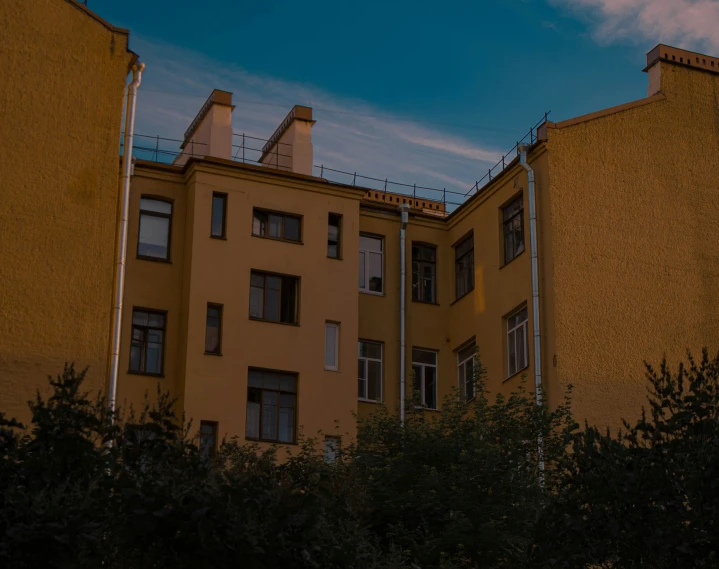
[129,344,142,372]
[262,391,278,440]
[412,349,437,365]
[411,262,419,300]
[132,311,148,326]
[359,341,382,360]
[200,422,217,458]
[284,216,300,242]
[280,375,297,392]
[279,406,294,443]
[458,344,475,363]
[359,251,365,288]
[140,199,172,215]
[248,370,263,388]
[367,360,381,401]
[266,288,280,321]
[250,286,264,318]
[360,235,382,252]
[148,313,164,328]
[246,401,260,438]
[412,364,422,394]
[211,195,225,237]
[280,277,297,323]
[358,358,366,380]
[426,366,437,408]
[369,252,382,292]
[328,214,340,258]
[205,305,221,353]
[263,372,280,391]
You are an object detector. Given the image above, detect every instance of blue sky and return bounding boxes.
[94,0,719,198]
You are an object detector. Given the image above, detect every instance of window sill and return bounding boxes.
[500,248,526,269]
[358,398,384,404]
[136,255,171,264]
[450,289,474,306]
[204,351,222,357]
[250,233,303,246]
[414,406,440,412]
[324,367,340,372]
[503,365,529,383]
[412,299,440,306]
[248,317,300,327]
[127,370,164,378]
[245,437,298,446]
[359,290,385,297]
[327,255,343,261]
[210,235,227,241]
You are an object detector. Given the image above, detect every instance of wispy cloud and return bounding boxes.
[550,0,719,53]
[130,37,510,197]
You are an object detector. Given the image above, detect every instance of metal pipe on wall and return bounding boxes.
[398,203,410,425]
[109,62,145,418]
[518,145,545,477]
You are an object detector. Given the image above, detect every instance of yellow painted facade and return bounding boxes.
[2,10,718,445]
[0,0,135,423]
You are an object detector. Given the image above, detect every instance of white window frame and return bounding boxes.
[457,343,476,402]
[358,340,383,402]
[507,306,529,378]
[325,322,339,371]
[412,349,438,409]
[359,234,384,294]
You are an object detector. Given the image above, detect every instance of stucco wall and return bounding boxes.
[0,0,133,422]
[546,61,719,430]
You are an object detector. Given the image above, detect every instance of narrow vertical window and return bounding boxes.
[325,322,339,370]
[412,348,438,409]
[359,235,383,293]
[129,309,166,375]
[507,306,529,377]
[358,341,382,401]
[454,234,474,299]
[246,369,297,443]
[324,436,341,463]
[457,342,476,402]
[412,244,437,303]
[503,195,525,264]
[211,193,227,238]
[137,198,172,261]
[205,303,222,355]
[328,213,342,259]
[199,421,218,459]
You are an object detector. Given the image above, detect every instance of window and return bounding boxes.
[199,421,218,459]
[246,369,297,443]
[328,213,342,258]
[325,322,339,371]
[129,309,165,375]
[359,235,383,293]
[138,198,172,261]
[324,436,341,463]
[211,193,227,238]
[412,348,438,409]
[455,234,474,299]
[412,244,436,303]
[358,340,382,401]
[507,306,529,377]
[252,209,301,242]
[249,271,299,324]
[205,303,222,355]
[457,342,476,402]
[503,195,525,264]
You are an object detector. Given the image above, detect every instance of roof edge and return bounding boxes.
[64,0,131,36]
[548,93,666,130]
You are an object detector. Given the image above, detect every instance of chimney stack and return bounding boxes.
[259,105,315,175]
[644,44,719,97]
[174,89,234,166]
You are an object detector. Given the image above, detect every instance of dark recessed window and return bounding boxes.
[503,195,525,264]
[507,306,529,377]
[252,209,301,242]
[412,348,438,409]
[205,303,222,354]
[211,193,227,238]
[199,421,218,459]
[457,342,476,402]
[328,213,342,258]
[454,235,474,300]
[249,271,299,324]
[358,340,382,401]
[359,234,383,293]
[138,198,172,261]
[129,309,165,375]
[412,244,436,303]
[246,369,297,443]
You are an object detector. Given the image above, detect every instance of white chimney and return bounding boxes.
[259,105,315,175]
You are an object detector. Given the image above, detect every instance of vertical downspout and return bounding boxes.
[109,62,145,418]
[398,204,410,426]
[518,145,545,478]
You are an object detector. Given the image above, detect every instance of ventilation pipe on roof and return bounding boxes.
[518,145,545,482]
[399,203,410,426]
[109,61,145,420]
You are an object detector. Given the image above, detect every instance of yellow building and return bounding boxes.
[0,0,137,424]
[2,8,718,450]
[114,43,719,453]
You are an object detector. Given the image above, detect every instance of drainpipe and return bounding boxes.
[109,62,145,418]
[518,145,545,478]
[398,203,410,426]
